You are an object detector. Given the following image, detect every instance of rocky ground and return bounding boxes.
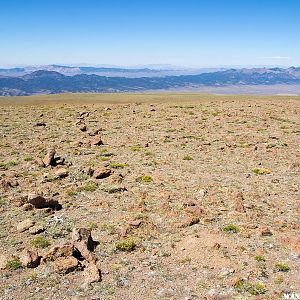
[0,94,299,300]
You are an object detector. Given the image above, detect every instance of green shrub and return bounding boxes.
[6,257,22,270]
[255,255,266,262]
[275,262,290,272]
[139,175,153,183]
[130,145,142,151]
[109,162,128,169]
[116,237,136,252]
[79,181,98,192]
[183,155,193,160]
[31,236,49,248]
[223,224,240,233]
[253,168,271,175]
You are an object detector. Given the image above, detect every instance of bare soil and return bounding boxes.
[0,93,299,300]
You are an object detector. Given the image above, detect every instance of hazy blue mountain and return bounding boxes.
[1,67,300,96]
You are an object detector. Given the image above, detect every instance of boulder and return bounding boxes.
[71,228,95,262]
[44,242,74,261]
[27,194,62,210]
[53,256,79,274]
[20,249,40,268]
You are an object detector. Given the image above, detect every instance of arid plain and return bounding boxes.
[0,93,299,300]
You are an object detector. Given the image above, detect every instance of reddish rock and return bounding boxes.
[71,228,96,262]
[93,167,111,179]
[89,136,103,146]
[233,191,246,213]
[127,220,142,228]
[185,206,204,217]
[53,256,79,274]
[179,216,200,227]
[44,242,74,261]
[259,226,273,237]
[20,249,40,268]
[43,149,56,167]
[83,262,101,284]
[54,168,69,178]
[27,194,62,210]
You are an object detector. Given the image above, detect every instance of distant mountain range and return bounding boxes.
[1,66,300,96]
[0,64,223,78]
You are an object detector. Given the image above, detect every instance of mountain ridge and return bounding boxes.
[1,67,300,96]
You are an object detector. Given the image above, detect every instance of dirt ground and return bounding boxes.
[0,93,299,300]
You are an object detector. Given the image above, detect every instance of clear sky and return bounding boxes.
[1,0,300,67]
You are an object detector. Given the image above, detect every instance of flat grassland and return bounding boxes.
[0,93,299,299]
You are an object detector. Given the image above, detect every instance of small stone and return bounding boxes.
[43,149,56,167]
[93,167,111,179]
[89,136,103,146]
[22,203,34,211]
[260,226,273,237]
[29,225,45,235]
[82,262,101,284]
[127,220,142,228]
[79,124,87,132]
[198,189,207,198]
[20,249,40,268]
[179,216,200,227]
[79,111,89,118]
[53,256,79,274]
[54,168,69,178]
[35,122,46,127]
[74,119,83,125]
[83,166,94,176]
[233,191,246,213]
[17,219,35,232]
[54,157,65,166]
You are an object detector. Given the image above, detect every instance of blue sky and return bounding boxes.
[1,0,300,67]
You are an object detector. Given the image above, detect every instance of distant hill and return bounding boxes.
[1,67,300,96]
